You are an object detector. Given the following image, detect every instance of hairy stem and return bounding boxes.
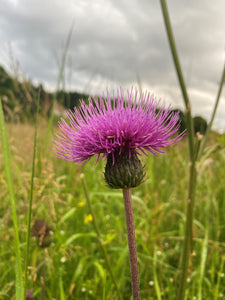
[123,188,140,300]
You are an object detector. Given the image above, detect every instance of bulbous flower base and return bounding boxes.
[104,150,145,189]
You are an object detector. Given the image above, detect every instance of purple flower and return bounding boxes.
[26,289,33,300]
[54,88,185,166]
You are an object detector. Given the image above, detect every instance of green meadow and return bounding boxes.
[0,117,225,299]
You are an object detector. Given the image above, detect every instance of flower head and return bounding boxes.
[54,87,185,167]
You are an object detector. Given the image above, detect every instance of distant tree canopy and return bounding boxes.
[0,65,208,133]
[0,65,88,121]
[193,116,208,135]
[56,90,89,110]
[0,65,52,121]
[174,110,208,135]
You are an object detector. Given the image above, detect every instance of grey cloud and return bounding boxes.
[0,0,224,131]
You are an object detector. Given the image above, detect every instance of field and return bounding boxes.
[0,118,225,300]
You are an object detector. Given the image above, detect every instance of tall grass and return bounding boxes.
[0,122,225,298]
[0,98,24,299]
[24,93,40,299]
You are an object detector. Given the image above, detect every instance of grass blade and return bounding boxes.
[214,256,225,300]
[159,0,194,159]
[23,94,40,298]
[153,247,162,300]
[197,228,208,300]
[45,21,74,153]
[59,273,66,300]
[0,98,24,299]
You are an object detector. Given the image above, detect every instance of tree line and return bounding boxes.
[0,65,208,134]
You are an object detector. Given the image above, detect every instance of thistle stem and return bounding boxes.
[123,188,140,300]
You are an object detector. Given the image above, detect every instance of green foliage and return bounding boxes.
[0,122,225,299]
[56,90,89,110]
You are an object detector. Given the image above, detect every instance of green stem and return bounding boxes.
[80,174,122,300]
[41,254,46,300]
[24,95,40,299]
[0,99,24,299]
[159,0,195,160]
[159,2,198,299]
[123,188,140,300]
[177,159,197,300]
[160,3,225,299]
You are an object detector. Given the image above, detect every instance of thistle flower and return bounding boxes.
[54,87,185,299]
[54,88,185,188]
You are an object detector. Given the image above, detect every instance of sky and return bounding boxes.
[0,0,225,132]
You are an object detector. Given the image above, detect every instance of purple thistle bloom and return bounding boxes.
[54,88,185,165]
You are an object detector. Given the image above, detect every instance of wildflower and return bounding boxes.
[60,256,67,263]
[84,214,93,224]
[54,87,185,300]
[148,281,154,286]
[54,88,185,189]
[156,250,162,256]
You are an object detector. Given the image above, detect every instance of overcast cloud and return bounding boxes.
[0,0,225,131]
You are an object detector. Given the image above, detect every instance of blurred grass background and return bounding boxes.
[0,118,225,299]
